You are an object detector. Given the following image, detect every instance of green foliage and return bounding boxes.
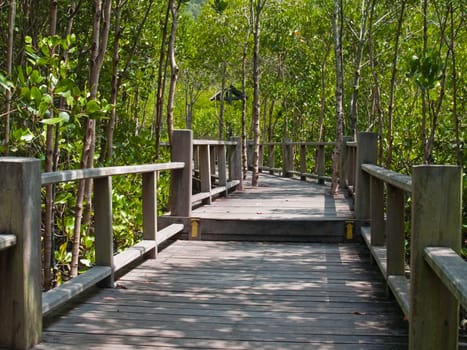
[405,49,445,91]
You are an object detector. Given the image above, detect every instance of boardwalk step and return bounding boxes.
[198,219,351,243]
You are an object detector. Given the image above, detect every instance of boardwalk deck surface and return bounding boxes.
[193,173,353,220]
[189,174,355,242]
[36,241,408,349]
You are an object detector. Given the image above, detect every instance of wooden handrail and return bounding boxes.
[355,132,464,349]
[361,163,412,193]
[251,139,335,182]
[0,130,243,349]
[41,162,185,185]
[424,247,467,310]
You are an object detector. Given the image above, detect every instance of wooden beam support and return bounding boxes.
[355,132,377,220]
[170,130,193,217]
[94,176,114,288]
[409,165,461,350]
[0,158,42,349]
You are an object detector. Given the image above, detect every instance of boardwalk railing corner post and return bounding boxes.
[409,165,461,350]
[355,132,377,221]
[0,157,42,349]
[170,130,193,218]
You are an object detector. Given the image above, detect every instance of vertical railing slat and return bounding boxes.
[94,176,114,287]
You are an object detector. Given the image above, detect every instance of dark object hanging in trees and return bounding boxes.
[210,85,246,104]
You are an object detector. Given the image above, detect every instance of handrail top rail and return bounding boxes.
[424,246,467,310]
[193,139,238,146]
[41,161,185,185]
[361,163,412,193]
[260,141,335,146]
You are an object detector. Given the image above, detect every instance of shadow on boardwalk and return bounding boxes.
[36,241,408,349]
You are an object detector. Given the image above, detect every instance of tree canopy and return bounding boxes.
[0,0,465,286]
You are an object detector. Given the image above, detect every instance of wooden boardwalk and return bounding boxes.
[193,173,353,220]
[37,241,408,349]
[190,173,355,242]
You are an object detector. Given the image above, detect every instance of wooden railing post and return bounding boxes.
[282,138,293,178]
[299,144,307,181]
[355,132,377,220]
[230,136,243,190]
[316,144,325,185]
[142,172,157,259]
[386,185,405,276]
[210,145,217,181]
[199,144,212,204]
[170,130,193,217]
[268,144,275,175]
[218,145,227,187]
[409,165,461,350]
[370,177,385,246]
[94,176,114,287]
[0,158,42,349]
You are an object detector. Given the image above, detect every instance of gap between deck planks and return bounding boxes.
[36,241,408,350]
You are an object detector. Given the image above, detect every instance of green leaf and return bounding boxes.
[86,100,101,114]
[41,117,64,125]
[58,111,70,123]
[31,86,42,101]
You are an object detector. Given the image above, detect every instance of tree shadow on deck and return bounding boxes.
[38,241,408,349]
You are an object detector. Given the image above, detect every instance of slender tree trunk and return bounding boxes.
[318,40,331,143]
[421,0,429,163]
[218,61,227,140]
[449,4,461,165]
[71,0,112,278]
[154,1,170,158]
[4,0,16,155]
[331,0,344,194]
[367,0,383,163]
[101,0,123,164]
[349,0,370,138]
[166,0,180,146]
[102,0,153,162]
[251,0,266,187]
[241,29,249,180]
[386,0,406,168]
[42,0,58,290]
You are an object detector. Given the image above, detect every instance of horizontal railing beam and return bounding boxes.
[361,163,412,193]
[193,140,237,146]
[41,162,185,185]
[424,247,467,310]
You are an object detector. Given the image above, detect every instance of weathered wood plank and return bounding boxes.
[387,275,411,318]
[424,247,467,310]
[361,163,412,193]
[42,266,112,316]
[361,226,387,277]
[41,162,184,185]
[38,241,408,349]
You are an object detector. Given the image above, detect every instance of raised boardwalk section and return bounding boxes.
[36,241,408,349]
[191,173,355,242]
